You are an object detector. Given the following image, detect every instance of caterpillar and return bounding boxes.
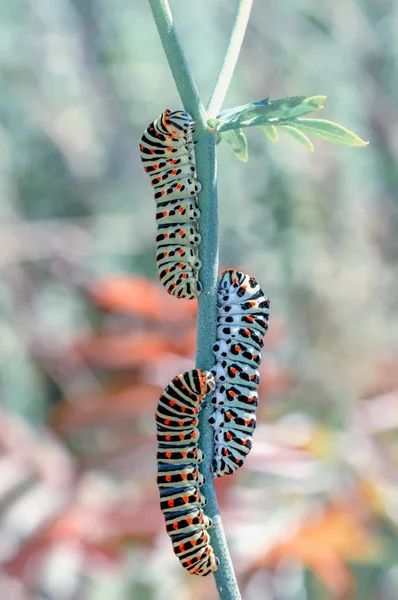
[209,270,270,477]
[156,369,219,576]
[140,109,202,299]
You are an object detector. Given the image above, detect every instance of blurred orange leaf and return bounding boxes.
[253,505,379,597]
[75,332,185,368]
[52,383,161,432]
[88,275,197,321]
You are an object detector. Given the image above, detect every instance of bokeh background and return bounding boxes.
[0,0,397,598]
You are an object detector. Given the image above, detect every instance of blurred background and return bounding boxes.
[0,0,397,598]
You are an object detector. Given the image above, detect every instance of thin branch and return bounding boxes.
[148,0,206,122]
[195,131,243,599]
[207,0,254,117]
[148,1,242,598]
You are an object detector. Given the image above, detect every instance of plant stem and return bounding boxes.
[148,1,249,597]
[195,129,242,600]
[148,0,206,122]
[207,0,254,117]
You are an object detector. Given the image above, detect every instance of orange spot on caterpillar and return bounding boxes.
[166,475,171,482]
[168,499,174,507]
[166,452,172,459]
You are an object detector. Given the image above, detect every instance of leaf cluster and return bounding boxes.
[211,95,368,161]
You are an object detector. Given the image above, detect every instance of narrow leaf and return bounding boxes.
[279,125,314,151]
[217,98,269,121]
[292,118,368,146]
[260,125,279,142]
[221,129,248,162]
[216,95,328,132]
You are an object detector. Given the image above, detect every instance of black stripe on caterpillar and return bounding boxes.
[156,369,219,576]
[140,109,202,299]
[209,270,270,477]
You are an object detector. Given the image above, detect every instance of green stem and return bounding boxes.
[148,1,249,597]
[207,0,254,117]
[148,0,206,122]
[196,129,243,600]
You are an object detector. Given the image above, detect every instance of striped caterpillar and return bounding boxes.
[209,270,270,477]
[156,369,219,575]
[140,109,202,299]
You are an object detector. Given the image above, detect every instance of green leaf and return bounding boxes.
[217,95,327,132]
[217,98,269,121]
[260,124,279,142]
[292,118,368,146]
[279,125,314,151]
[221,129,248,162]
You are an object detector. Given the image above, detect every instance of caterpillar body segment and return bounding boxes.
[211,270,270,477]
[156,369,219,575]
[140,109,202,299]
